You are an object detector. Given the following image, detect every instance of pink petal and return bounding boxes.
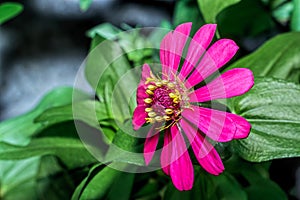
[180,24,217,78]
[189,68,254,102]
[136,84,148,106]
[160,23,192,80]
[180,119,224,175]
[185,39,239,89]
[169,125,194,191]
[182,106,236,142]
[144,123,161,165]
[141,63,152,82]
[227,113,251,139]
[160,32,173,78]
[161,129,172,175]
[132,105,147,130]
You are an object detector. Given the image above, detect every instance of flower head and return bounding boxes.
[132,23,254,191]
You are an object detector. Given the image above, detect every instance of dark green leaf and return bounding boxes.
[0,137,97,168]
[224,156,287,200]
[104,121,145,166]
[229,78,300,162]
[227,32,300,83]
[174,0,204,35]
[197,0,241,23]
[217,0,274,37]
[0,87,88,145]
[0,2,23,25]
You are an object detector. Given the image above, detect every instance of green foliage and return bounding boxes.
[228,32,300,83]
[197,0,241,23]
[0,137,97,168]
[217,0,274,37]
[0,2,23,25]
[0,87,88,145]
[291,0,300,31]
[173,0,204,34]
[79,0,93,11]
[229,78,300,162]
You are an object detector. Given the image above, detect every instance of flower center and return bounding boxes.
[143,77,189,126]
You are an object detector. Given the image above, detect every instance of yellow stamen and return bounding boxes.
[165,108,174,115]
[146,89,154,95]
[145,117,155,123]
[144,98,153,104]
[145,107,152,112]
[148,112,156,118]
[162,80,169,85]
[148,85,156,91]
[173,97,179,104]
[155,81,162,87]
[167,82,175,89]
[163,115,171,121]
[169,93,176,98]
[155,116,163,122]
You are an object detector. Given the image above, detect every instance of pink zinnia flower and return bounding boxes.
[132,23,254,191]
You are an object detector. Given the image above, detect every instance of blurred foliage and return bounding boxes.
[0,2,23,25]
[1,0,300,199]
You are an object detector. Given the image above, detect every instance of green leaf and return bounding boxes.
[75,166,121,200]
[0,158,40,200]
[0,2,23,25]
[35,100,111,130]
[0,87,88,145]
[85,38,139,123]
[229,78,300,162]
[217,0,274,37]
[197,0,241,23]
[79,0,92,11]
[164,167,246,200]
[104,120,145,166]
[0,137,97,168]
[227,32,300,83]
[291,0,300,31]
[225,157,287,200]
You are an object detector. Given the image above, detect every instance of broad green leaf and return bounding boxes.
[35,100,111,130]
[71,164,102,200]
[76,166,121,200]
[0,2,23,25]
[106,172,135,200]
[197,0,241,23]
[227,32,300,83]
[229,78,300,162]
[291,0,300,31]
[0,87,89,145]
[79,0,92,11]
[0,137,97,168]
[0,158,39,200]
